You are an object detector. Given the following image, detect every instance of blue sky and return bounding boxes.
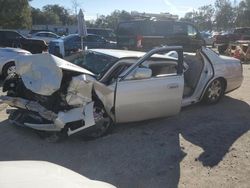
[30,0,233,20]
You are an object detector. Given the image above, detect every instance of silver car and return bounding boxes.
[0,46,243,140]
[0,48,31,78]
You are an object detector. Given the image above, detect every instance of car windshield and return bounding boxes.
[73,51,118,79]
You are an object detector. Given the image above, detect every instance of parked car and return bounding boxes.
[116,20,205,52]
[31,31,60,44]
[200,32,214,46]
[49,34,117,58]
[87,28,116,41]
[214,27,250,54]
[0,30,48,54]
[0,161,116,188]
[0,47,31,78]
[28,29,52,36]
[0,46,243,140]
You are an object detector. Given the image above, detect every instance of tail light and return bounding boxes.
[136,35,143,48]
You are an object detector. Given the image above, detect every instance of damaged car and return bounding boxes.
[0,46,243,141]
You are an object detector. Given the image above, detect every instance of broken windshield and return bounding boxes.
[73,51,118,79]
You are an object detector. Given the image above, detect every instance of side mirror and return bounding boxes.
[125,67,152,80]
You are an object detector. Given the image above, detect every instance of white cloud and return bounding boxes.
[163,0,196,16]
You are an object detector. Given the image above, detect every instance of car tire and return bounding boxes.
[2,62,15,79]
[203,79,225,104]
[82,106,114,140]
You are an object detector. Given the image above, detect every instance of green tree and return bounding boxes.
[0,0,32,29]
[197,5,215,30]
[214,0,236,30]
[181,5,214,31]
[42,4,71,25]
[235,0,250,27]
[93,10,132,29]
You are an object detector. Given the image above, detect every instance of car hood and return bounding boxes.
[0,161,116,188]
[15,53,95,96]
[0,47,31,54]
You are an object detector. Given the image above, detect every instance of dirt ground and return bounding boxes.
[0,64,249,188]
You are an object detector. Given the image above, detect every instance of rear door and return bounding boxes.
[115,47,184,123]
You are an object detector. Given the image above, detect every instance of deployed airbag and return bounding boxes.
[15,53,63,96]
[15,53,95,96]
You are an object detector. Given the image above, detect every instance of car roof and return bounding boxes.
[0,29,18,33]
[0,47,30,53]
[87,28,113,31]
[89,49,177,60]
[61,33,103,41]
[34,31,56,35]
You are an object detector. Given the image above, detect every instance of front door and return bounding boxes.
[115,47,184,123]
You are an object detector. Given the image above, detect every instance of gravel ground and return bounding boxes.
[0,64,249,188]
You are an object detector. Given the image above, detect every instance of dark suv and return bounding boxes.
[116,20,205,52]
[0,30,48,54]
[87,28,116,41]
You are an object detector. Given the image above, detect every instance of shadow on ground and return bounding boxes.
[0,96,249,188]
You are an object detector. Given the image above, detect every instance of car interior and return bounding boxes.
[183,52,204,97]
[100,52,205,98]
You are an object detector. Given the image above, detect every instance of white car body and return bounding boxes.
[0,161,116,188]
[0,48,31,76]
[32,32,60,44]
[0,47,243,138]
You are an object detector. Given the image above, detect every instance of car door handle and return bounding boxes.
[168,84,179,89]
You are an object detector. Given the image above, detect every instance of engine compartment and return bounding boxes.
[3,70,91,113]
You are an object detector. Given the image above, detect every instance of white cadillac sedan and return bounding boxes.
[0,46,243,140]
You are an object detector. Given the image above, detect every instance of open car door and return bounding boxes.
[115,46,184,123]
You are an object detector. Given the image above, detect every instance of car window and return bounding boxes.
[72,51,118,78]
[187,25,198,37]
[37,33,47,37]
[142,59,177,77]
[5,31,22,39]
[65,35,81,43]
[117,22,139,35]
[140,21,173,36]
[173,23,187,35]
[87,35,105,42]
[48,33,57,38]
[125,58,178,80]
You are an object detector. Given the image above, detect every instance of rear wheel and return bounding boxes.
[203,79,225,104]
